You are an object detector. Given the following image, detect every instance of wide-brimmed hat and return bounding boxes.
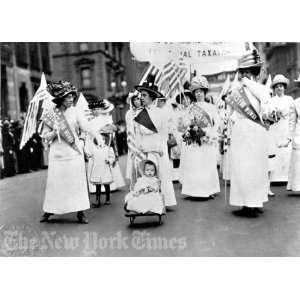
[88,98,114,113]
[190,76,209,93]
[237,49,263,70]
[47,81,78,105]
[271,74,290,89]
[135,74,164,99]
[175,90,194,104]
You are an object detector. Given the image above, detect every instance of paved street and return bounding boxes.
[1,155,300,256]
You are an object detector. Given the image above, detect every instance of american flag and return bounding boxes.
[157,57,188,98]
[20,73,53,150]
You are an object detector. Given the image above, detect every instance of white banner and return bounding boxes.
[130,42,252,75]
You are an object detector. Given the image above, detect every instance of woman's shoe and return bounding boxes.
[77,212,89,224]
[92,201,101,208]
[104,200,111,205]
[232,207,258,218]
[40,213,53,223]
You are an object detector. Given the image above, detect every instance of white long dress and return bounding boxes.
[181,101,220,197]
[287,98,300,191]
[229,78,273,208]
[269,95,293,182]
[135,104,177,207]
[42,107,93,214]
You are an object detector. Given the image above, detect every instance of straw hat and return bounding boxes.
[190,76,209,93]
[271,74,290,89]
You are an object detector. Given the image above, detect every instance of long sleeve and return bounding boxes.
[289,101,297,140]
[41,123,56,144]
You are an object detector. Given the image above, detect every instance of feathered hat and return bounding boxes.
[47,81,78,105]
[237,48,263,70]
[134,73,164,99]
[88,98,114,113]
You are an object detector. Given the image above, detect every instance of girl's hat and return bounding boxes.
[88,98,114,113]
[271,74,290,88]
[190,76,209,93]
[47,81,78,105]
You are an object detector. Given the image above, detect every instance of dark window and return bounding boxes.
[106,65,112,91]
[19,82,29,113]
[104,42,109,53]
[1,65,9,119]
[31,77,40,93]
[1,43,13,66]
[40,43,51,74]
[15,43,28,68]
[29,43,40,71]
[117,44,123,64]
[112,43,117,58]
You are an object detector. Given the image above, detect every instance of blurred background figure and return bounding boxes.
[115,120,128,156]
[2,120,16,177]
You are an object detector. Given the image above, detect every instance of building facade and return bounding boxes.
[50,42,146,123]
[257,42,300,98]
[1,42,53,120]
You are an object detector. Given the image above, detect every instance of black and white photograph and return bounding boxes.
[2,41,300,257]
[1,1,300,299]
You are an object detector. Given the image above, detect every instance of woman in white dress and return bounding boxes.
[281,76,300,192]
[134,75,177,208]
[227,50,277,217]
[180,76,220,199]
[269,74,293,188]
[40,81,102,224]
[125,93,143,188]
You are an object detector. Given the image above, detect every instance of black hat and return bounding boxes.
[88,98,114,113]
[134,74,164,99]
[175,90,194,104]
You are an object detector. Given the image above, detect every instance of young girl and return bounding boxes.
[88,134,115,207]
[125,160,164,214]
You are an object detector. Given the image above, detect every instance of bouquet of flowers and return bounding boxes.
[182,118,206,146]
[182,104,214,146]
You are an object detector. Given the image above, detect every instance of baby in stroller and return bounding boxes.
[125,159,165,215]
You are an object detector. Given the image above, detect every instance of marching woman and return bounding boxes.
[227,49,278,217]
[180,76,220,199]
[40,81,103,224]
[269,74,293,186]
[134,75,177,209]
[125,92,143,189]
[281,75,300,192]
